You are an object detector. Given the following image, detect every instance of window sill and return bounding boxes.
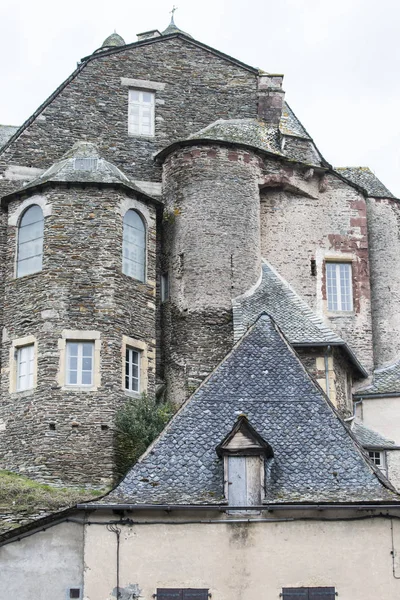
[124,390,141,398]
[11,388,35,397]
[61,386,98,392]
[127,134,155,141]
[327,311,355,318]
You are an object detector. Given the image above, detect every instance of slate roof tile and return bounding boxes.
[356,360,400,396]
[351,421,395,449]
[0,125,18,150]
[102,315,396,506]
[336,167,396,199]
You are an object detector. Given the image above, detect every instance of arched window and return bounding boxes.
[122,210,146,281]
[17,205,44,278]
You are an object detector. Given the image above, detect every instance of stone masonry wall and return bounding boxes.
[0,187,157,485]
[0,36,258,199]
[260,173,374,371]
[366,197,400,368]
[161,145,262,403]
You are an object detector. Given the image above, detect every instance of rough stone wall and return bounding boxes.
[260,173,374,371]
[0,37,258,199]
[366,197,400,368]
[0,187,157,485]
[162,145,262,403]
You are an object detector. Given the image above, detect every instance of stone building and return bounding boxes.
[2,17,400,596]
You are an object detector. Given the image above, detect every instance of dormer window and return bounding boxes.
[216,415,273,509]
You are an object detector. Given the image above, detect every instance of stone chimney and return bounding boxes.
[257,74,285,124]
[137,30,162,42]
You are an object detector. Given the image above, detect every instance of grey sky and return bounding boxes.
[1,0,399,195]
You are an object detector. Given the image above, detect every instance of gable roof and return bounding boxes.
[232,260,366,376]
[216,415,274,457]
[98,314,395,506]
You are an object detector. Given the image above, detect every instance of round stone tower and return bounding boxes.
[0,143,159,486]
[160,143,263,404]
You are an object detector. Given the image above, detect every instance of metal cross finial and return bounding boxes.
[170,5,178,21]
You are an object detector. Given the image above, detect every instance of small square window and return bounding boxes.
[128,89,155,136]
[368,450,385,470]
[16,344,35,391]
[125,347,140,393]
[326,262,353,312]
[69,589,81,599]
[66,342,94,386]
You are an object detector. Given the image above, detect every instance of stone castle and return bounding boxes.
[1,17,400,490]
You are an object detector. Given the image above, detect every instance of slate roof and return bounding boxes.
[355,360,400,397]
[336,167,396,199]
[102,315,396,506]
[351,421,395,449]
[232,261,342,345]
[2,141,158,204]
[0,125,19,150]
[279,104,310,139]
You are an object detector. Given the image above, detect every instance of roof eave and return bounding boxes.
[1,179,162,209]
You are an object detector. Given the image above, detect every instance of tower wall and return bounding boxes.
[366,197,400,368]
[161,145,262,403]
[0,187,157,485]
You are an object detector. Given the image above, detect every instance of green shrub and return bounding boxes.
[114,394,175,478]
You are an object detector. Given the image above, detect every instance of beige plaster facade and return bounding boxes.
[82,512,400,600]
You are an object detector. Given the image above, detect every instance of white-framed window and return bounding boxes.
[66,341,94,386]
[17,204,44,278]
[122,209,146,281]
[128,89,155,136]
[326,262,353,311]
[368,450,386,471]
[16,344,35,391]
[125,347,140,393]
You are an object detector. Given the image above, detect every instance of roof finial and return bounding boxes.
[170,5,178,24]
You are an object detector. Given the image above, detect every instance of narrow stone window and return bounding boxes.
[125,347,140,393]
[161,272,169,302]
[122,210,146,282]
[16,344,35,391]
[66,342,94,386]
[326,262,353,311]
[17,204,44,278]
[128,89,155,136]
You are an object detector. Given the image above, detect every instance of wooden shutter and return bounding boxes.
[157,590,183,600]
[183,589,208,600]
[282,589,309,600]
[282,589,335,600]
[308,588,335,600]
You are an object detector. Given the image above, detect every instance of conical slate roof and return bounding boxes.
[102,32,125,47]
[101,315,396,506]
[162,16,193,38]
[1,141,157,204]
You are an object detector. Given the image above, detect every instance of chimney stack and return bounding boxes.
[257,74,285,124]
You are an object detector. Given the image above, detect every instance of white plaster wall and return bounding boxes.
[358,397,400,443]
[84,516,400,600]
[387,451,400,491]
[0,521,84,600]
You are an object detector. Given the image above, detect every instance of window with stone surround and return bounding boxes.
[125,347,140,393]
[326,261,353,312]
[128,89,155,136]
[16,344,35,391]
[122,336,149,395]
[58,330,101,390]
[9,335,38,394]
[66,342,94,386]
[122,209,146,281]
[17,204,44,278]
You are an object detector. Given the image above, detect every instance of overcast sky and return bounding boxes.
[1,0,399,195]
